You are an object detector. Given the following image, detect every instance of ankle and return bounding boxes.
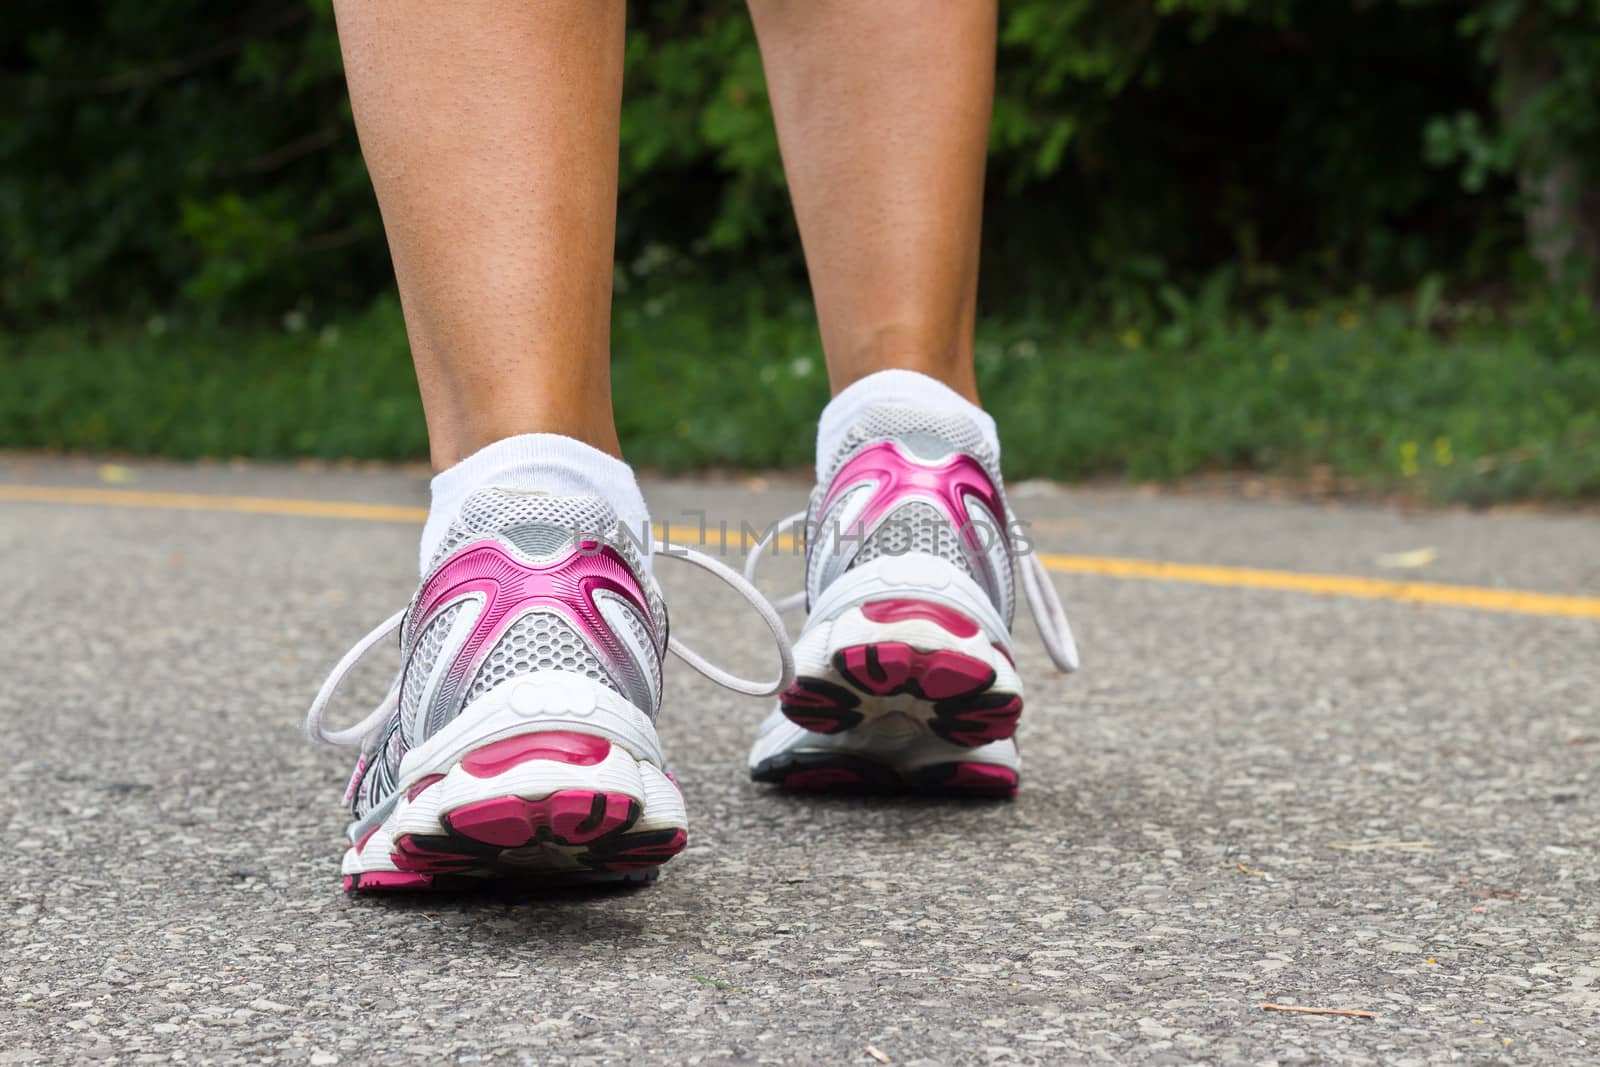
[824,323,979,402]
[426,407,622,472]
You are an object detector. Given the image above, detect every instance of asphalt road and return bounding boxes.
[3,455,1597,1065]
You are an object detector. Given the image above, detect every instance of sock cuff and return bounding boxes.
[420,433,650,576]
[815,369,999,476]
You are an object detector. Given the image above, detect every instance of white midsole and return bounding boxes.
[789,554,1023,713]
[401,673,663,776]
[349,671,667,841]
[805,554,1012,639]
[346,747,686,874]
[791,605,1024,699]
[748,708,1022,774]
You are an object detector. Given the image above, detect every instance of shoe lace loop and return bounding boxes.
[303,608,407,750]
[659,538,796,698]
[1015,531,1081,673]
[304,538,796,750]
[741,509,811,613]
[743,507,1080,674]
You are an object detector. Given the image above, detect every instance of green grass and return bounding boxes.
[4,284,1599,505]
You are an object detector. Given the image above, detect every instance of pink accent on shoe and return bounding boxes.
[409,540,655,716]
[819,441,1005,560]
[919,649,995,700]
[944,696,1023,746]
[597,829,688,871]
[861,598,980,637]
[407,774,446,802]
[391,835,478,874]
[992,642,1016,668]
[784,767,866,791]
[942,762,1019,795]
[837,643,914,695]
[444,790,638,848]
[348,870,434,892]
[824,642,1017,745]
[355,826,379,853]
[778,678,863,734]
[342,757,367,805]
[781,684,846,708]
[836,643,993,700]
[460,732,611,778]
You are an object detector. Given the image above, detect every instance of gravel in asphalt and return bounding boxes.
[2,456,1597,1065]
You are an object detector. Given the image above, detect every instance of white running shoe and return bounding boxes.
[306,488,792,892]
[745,404,1078,796]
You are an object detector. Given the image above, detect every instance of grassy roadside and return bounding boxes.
[4,286,1598,505]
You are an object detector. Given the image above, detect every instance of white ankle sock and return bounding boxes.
[421,433,650,575]
[815,369,1000,475]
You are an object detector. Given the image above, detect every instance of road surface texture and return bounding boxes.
[2,454,1597,1065]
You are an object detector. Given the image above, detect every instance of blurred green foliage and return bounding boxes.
[6,0,1598,326]
[7,280,1596,502]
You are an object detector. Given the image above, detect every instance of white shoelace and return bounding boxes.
[304,539,796,751]
[743,508,1081,674]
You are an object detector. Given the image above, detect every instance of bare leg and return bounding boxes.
[334,0,626,468]
[747,0,995,401]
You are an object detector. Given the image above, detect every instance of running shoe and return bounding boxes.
[306,488,792,892]
[744,404,1078,796]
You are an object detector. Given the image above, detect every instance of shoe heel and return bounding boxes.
[347,728,687,891]
[781,638,1022,747]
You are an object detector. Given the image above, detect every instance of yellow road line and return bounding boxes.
[1032,552,1600,620]
[0,484,429,523]
[5,483,1598,621]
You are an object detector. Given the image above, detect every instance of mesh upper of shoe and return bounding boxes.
[458,607,655,714]
[398,601,466,742]
[809,404,1015,624]
[354,489,665,819]
[850,498,964,565]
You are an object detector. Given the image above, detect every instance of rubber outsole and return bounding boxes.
[342,865,662,893]
[347,796,687,893]
[749,750,1019,798]
[343,731,687,893]
[780,641,1022,747]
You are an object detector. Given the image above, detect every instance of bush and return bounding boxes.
[3,1,1596,324]
[6,283,1597,503]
